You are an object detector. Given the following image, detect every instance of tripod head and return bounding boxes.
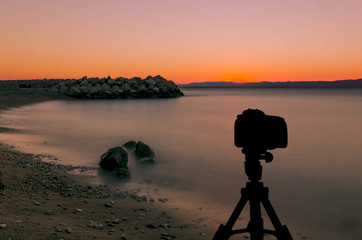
[242,148,273,182]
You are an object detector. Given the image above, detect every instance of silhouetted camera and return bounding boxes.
[234,109,288,150]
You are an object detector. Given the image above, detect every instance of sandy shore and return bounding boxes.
[0,88,213,239]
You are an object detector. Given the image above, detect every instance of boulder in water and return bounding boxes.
[135,141,155,163]
[99,146,128,171]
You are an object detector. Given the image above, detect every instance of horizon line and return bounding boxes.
[1,77,362,85]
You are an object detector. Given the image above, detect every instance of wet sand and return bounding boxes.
[0,88,213,239]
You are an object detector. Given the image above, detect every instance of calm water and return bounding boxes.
[1,88,362,239]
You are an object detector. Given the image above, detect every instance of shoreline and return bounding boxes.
[0,89,213,239]
[0,88,70,112]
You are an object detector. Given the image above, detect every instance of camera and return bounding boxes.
[234,109,288,150]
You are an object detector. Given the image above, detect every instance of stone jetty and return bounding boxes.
[50,75,184,99]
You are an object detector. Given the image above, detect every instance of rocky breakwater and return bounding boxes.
[50,75,184,99]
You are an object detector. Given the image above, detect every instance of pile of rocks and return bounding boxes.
[50,75,183,99]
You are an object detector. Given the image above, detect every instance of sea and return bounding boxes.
[1,88,362,240]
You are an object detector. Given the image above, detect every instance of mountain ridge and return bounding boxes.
[179,78,362,88]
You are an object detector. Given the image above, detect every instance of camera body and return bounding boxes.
[234,109,288,150]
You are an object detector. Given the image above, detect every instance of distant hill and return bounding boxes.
[179,78,362,88]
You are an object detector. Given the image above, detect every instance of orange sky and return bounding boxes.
[1,0,361,84]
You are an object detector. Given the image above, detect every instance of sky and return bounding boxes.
[1,0,361,84]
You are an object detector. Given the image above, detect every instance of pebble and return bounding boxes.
[146,223,157,229]
[160,223,171,229]
[53,226,62,232]
[161,212,172,219]
[88,221,103,229]
[158,198,168,203]
[161,233,177,239]
[64,227,73,234]
[0,223,7,229]
[111,219,120,224]
[104,203,112,208]
[44,209,54,216]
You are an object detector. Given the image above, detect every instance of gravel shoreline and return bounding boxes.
[0,88,213,239]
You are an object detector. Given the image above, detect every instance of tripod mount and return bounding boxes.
[212,148,293,240]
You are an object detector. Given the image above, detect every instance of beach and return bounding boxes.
[0,88,212,240]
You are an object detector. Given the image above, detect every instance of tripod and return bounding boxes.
[212,148,293,240]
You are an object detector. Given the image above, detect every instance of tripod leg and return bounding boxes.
[212,195,248,240]
[261,196,293,240]
[248,196,264,240]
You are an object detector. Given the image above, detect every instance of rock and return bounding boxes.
[80,79,89,86]
[122,83,131,92]
[139,157,155,163]
[146,223,157,229]
[65,227,73,234]
[89,86,101,96]
[152,86,159,93]
[44,210,54,215]
[88,221,103,229]
[80,85,88,93]
[99,147,128,171]
[161,233,177,239]
[0,224,7,229]
[74,208,82,213]
[122,141,137,150]
[59,85,69,94]
[101,83,111,92]
[158,198,168,203]
[107,79,115,85]
[145,78,156,86]
[68,86,81,97]
[65,79,76,87]
[53,226,62,232]
[111,168,130,177]
[135,141,155,162]
[111,219,120,224]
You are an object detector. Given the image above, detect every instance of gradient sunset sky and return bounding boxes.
[1,0,361,84]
